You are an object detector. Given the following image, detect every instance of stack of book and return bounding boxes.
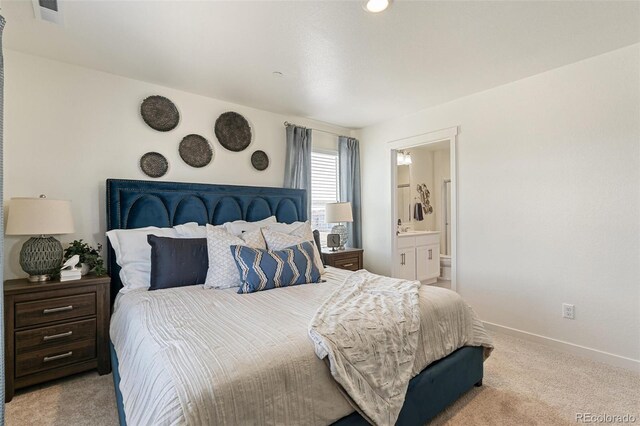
[60,269,81,282]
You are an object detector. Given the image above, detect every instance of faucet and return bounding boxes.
[397,219,410,234]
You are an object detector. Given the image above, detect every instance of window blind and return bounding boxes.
[311,151,339,235]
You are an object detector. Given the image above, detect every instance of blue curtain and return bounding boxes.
[284,125,312,218]
[338,137,362,248]
[0,13,6,419]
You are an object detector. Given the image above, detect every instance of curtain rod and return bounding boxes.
[283,121,349,139]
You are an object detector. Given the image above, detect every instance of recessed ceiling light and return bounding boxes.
[364,0,390,13]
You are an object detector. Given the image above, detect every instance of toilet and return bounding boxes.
[440,254,451,280]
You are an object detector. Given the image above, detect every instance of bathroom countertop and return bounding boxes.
[397,230,440,237]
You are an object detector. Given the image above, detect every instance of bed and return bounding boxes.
[106,178,491,426]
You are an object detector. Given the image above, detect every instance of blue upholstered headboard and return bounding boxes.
[106,179,307,302]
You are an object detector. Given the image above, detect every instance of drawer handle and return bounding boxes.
[342,263,354,267]
[43,305,73,315]
[43,331,73,341]
[43,351,73,362]
[429,249,432,260]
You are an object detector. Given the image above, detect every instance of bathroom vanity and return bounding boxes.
[396,231,440,284]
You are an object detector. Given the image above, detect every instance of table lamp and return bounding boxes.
[6,195,75,282]
[325,202,353,250]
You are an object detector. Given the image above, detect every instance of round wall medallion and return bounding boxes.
[140,95,180,132]
[140,152,168,178]
[179,134,213,168]
[251,150,269,171]
[214,111,252,152]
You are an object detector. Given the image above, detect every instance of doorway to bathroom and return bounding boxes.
[388,126,458,291]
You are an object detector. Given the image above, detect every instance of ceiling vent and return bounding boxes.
[32,0,64,25]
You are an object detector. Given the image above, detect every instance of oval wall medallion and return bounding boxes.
[140,95,180,132]
[179,134,213,168]
[251,150,269,171]
[214,111,252,152]
[140,152,169,178]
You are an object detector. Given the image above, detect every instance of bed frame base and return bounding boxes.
[333,345,484,425]
[110,343,127,426]
[111,343,483,426]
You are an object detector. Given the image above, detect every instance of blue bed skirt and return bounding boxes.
[111,343,483,426]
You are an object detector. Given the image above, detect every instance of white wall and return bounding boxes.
[357,44,640,366]
[3,50,349,279]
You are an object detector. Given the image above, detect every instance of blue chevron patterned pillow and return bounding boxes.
[231,241,322,294]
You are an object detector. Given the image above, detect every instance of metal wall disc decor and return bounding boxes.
[251,150,269,171]
[179,134,213,168]
[214,111,252,152]
[140,95,180,132]
[140,152,169,178]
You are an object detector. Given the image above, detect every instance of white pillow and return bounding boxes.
[204,224,266,289]
[174,218,275,238]
[224,216,277,236]
[106,223,202,292]
[262,222,325,274]
[174,222,208,238]
[264,221,306,234]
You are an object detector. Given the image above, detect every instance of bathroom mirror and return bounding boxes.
[397,185,411,223]
[397,164,411,223]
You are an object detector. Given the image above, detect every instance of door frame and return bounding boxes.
[388,126,459,291]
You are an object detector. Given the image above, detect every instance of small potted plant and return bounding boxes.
[63,240,107,276]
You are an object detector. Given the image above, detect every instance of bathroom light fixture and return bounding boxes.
[397,150,412,165]
[364,0,390,13]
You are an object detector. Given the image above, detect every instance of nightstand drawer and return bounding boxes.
[16,339,96,377]
[334,257,360,271]
[322,248,364,272]
[16,318,96,354]
[15,293,96,328]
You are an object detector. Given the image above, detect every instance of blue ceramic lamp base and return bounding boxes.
[20,236,63,282]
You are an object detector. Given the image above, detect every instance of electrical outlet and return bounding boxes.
[562,303,575,319]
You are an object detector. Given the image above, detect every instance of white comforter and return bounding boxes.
[110,267,493,426]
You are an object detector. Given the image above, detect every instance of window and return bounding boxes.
[311,150,339,245]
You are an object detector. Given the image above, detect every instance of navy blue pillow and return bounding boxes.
[232,241,321,294]
[147,235,208,290]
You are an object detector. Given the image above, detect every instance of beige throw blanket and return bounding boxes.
[309,271,422,426]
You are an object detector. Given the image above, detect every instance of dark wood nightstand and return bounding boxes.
[322,247,364,271]
[4,274,111,402]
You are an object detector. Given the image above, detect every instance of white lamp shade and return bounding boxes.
[6,197,75,236]
[325,202,353,223]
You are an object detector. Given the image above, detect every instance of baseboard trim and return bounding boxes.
[483,321,640,372]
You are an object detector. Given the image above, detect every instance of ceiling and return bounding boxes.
[2,1,639,129]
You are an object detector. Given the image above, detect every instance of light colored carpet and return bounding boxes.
[6,330,639,425]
